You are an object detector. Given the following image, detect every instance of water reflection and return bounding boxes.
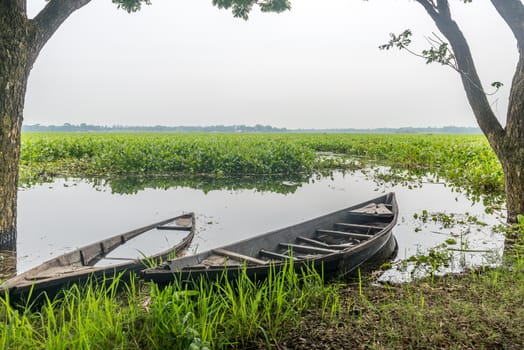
[0,230,17,279]
[0,227,16,249]
[16,171,505,281]
[0,249,16,280]
[92,174,309,195]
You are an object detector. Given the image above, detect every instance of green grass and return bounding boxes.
[284,254,524,349]
[0,262,338,349]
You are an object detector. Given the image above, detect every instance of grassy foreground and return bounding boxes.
[1,263,340,349]
[286,261,524,349]
[1,241,523,349]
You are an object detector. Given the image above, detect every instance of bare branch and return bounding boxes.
[490,0,524,142]
[435,0,451,18]
[415,0,505,151]
[29,0,92,60]
[414,0,439,21]
[490,0,524,46]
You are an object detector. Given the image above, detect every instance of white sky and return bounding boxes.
[24,0,517,129]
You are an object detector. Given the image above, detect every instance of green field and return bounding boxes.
[20,133,504,201]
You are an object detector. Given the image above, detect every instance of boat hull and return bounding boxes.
[1,213,195,301]
[143,193,398,285]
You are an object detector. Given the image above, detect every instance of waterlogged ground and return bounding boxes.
[13,170,505,280]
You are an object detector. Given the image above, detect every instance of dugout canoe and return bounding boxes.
[1,213,195,299]
[142,193,398,284]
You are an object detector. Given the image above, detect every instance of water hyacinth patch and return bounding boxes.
[20,133,504,207]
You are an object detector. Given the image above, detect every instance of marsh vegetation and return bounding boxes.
[1,133,521,349]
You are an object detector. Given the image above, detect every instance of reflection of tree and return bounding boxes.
[0,249,16,280]
[0,224,16,280]
[90,174,309,195]
[19,173,310,195]
[0,229,16,249]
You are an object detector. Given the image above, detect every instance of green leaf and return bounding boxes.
[379,29,412,51]
[112,0,151,13]
[212,0,291,20]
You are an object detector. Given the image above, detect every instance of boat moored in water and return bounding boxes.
[1,213,195,300]
[142,193,398,285]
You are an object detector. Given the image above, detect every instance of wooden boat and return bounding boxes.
[1,213,195,299]
[142,193,398,285]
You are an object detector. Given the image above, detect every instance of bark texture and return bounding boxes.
[0,0,91,248]
[503,154,524,223]
[0,4,30,249]
[416,0,524,223]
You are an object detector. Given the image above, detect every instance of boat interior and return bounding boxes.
[164,196,396,271]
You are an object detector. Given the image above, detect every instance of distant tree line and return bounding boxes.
[293,126,482,134]
[22,123,481,134]
[22,123,288,133]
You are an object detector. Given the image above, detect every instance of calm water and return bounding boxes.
[14,170,505,279]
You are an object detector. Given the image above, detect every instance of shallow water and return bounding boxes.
[13,170,505,280]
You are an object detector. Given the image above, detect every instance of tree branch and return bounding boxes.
[416,0,506,153]
[436,0,451,18]
[29,0,91,61]
[414,0,439,21]
[490,0,524,144]
[490,0,524,46]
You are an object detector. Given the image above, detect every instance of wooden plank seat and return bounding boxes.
[346,212,393,223]
[351,203,392,210]
[157,225,192,231]
[349,203,393,216]
[296,236,352,250]
[212,248,268,265]
[258,249,293,261]
[335,222,383,232]
[316,229,371,241]
[317,236,355,246]
[279,243,338,255]
[353,213,393,218]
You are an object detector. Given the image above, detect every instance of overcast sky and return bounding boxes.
[25,0,517,129]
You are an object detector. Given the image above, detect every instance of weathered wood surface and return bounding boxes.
[316,229,371,240]
[142,193,399,284]
[1,213,195,299]
[213,248,268,265]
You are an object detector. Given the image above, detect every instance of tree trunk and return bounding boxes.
[0,0,91,251]
[503,157,524,223]
[502,54,524,223]
[415,0,524,223]
[0,82,24,250]
[502,30,524,223]
[0,11,31,250]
